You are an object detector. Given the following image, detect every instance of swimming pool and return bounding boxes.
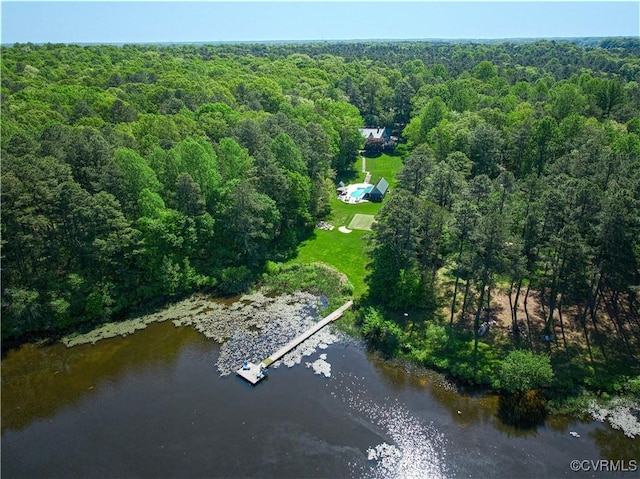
[349,185,373,199]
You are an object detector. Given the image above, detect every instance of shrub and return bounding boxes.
[219,266,254,294]
[623,376,640,398]
[261,262,351,300]
[423,323,447,354]
[361,307,402,357]
[496,350,554,394]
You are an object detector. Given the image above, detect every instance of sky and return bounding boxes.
[1,1,638,44]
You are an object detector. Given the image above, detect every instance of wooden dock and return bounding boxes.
[237,300,353,385]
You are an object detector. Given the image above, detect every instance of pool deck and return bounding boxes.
[237,300,353,385]
[339,182,373,204]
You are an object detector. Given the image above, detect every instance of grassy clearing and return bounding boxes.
[290,196,382,297]
[365,152,404,189]
[336,150,405,187]
[289,217,372,297]
[288,151,405,297]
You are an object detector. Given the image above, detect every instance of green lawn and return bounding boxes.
[289,196,382,297]
[288,150,405,298]
[365,152,404,189]
[336,151,405,189]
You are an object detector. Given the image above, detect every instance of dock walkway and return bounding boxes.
[237,300,353,384]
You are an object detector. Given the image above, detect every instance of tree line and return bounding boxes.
[365,42,639,392]
[2,42,367,339]
[2,39,639,357]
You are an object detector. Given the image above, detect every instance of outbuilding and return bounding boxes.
[368,177,389,202]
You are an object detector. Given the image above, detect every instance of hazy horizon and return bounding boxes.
[3,36,636,48]
[2,2,638,45]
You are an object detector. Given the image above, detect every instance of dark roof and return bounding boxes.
[371,177,389,196]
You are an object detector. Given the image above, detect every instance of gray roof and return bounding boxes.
[359,127,389,140]
[371,177,389,196]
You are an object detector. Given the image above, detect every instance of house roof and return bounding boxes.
[371,177,389,196]
[359,127,389,140]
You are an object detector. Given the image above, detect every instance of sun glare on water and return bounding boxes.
[207,293,447,478]
[334,374,449,479]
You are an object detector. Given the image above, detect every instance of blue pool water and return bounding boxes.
[349,185,373,199]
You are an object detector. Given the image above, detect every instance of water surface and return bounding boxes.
[2,319,638,478]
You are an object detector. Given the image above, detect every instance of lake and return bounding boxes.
[2,300,638,478]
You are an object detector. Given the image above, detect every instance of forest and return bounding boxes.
[2,40,639,400]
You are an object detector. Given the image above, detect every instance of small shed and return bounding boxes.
[369,178,389,202]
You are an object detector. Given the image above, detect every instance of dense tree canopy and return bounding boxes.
[362,39,639,393]
[2,39,639,352]
[1,42,373,339]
